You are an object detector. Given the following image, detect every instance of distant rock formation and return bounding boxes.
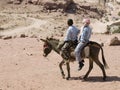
[8,0,74,11]
[25,0,74,11]
[7,0,106,19]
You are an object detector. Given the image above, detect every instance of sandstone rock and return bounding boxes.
[107,20,120,34]
[25,0,74,11]
[20,34,26,38]
[2,36,12,40]
[116,0,120,4]
[9,0,22,4]
[107,36,120,46]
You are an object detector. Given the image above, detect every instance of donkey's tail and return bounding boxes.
[89,41,109,69]
[100,45,109,69]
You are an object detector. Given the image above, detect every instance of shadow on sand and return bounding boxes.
[69,76,120,82]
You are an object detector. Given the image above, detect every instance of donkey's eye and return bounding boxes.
[44,48,51,54]
[43,44,47,48]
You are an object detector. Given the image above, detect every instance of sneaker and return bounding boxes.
[81,59,84,63]
[78,62,84,71]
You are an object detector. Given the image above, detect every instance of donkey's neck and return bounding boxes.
[52,46,60,54]
[48,40,60,54]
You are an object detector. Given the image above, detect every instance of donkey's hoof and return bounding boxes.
[83,78,87,81]
[66,77,70,80]
[82,76,88,81]
[62,76,65,79]
[103,76,107,81]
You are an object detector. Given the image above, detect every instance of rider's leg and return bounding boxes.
[75,42,87,70]
[61,42,70,60]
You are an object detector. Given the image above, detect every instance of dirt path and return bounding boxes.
[0,35,120,90]
[0,14,47,36]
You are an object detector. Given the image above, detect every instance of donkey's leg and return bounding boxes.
[83,58,93,80]
[94,57,107,81]
[66,62,71,80]
[59,60,65,79]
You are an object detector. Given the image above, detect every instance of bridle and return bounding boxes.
[43,42,52,57]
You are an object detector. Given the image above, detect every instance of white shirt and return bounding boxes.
[80,26,92,43]
[64,26,80,41]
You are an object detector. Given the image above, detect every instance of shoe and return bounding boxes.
[78,62,84,71]
[81,59,84,63]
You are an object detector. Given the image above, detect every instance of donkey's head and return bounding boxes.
[40,38,52,57]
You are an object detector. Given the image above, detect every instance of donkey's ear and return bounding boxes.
[40,38,46,42]
[46,36,49,40]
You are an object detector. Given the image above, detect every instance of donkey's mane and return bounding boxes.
[46,37,60,54]
[47,37,59,42]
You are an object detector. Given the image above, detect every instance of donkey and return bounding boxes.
[40,37,108,80]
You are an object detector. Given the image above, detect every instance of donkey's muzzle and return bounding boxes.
[43,53,47,57]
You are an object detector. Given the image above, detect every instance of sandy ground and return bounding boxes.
[0,0,120,90]
[0,34,120,90]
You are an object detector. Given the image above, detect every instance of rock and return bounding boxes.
[107,36,120,46]
[26,52,33,56]
[109,26,120,34]
[25,0,74,11]
[107,20,120,34]
[0,27,4,30]
[116,0,120,4]
[0,35,4,39]
[43,0,74,11]
[29,34,38,38]
[99,42,104,47]
[20,34,26,38]
[8,0,14,4]
[13,0,21,4]
[2,36,12,40]
[9,0,22,4]
[92,21,108,33]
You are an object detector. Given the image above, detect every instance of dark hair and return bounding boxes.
[67,19,73,26]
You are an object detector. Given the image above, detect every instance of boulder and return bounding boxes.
[9,0,22,4]
[2,35,12,40]
[107,36,120,46]
[116,0,120,4]
[42,0,74,11]
[107,20,120,34]
[20,34,27,38]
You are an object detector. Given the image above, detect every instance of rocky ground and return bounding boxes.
[0,0,120,90]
